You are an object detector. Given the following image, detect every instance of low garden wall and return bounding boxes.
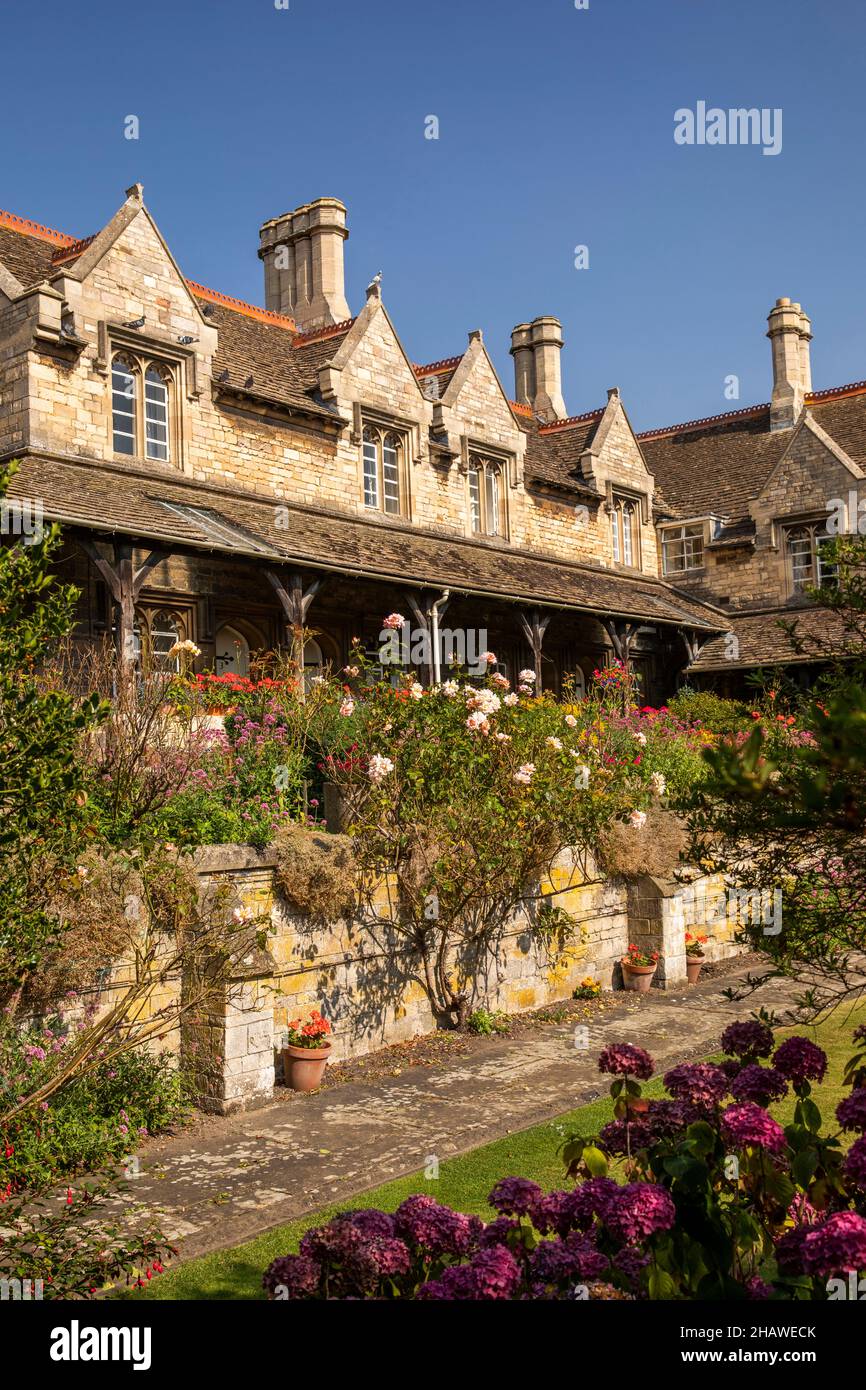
[177,844,745,1114]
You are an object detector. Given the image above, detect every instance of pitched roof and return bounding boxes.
[638,407,783,522]
[8,452,724,631]
[638,386,866,524]
[199,299,342,417]
[0,217,60,288]
[688,603,860,671]
[521,411,605,497]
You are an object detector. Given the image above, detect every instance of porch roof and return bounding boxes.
[687,603,861,672]
[8,452,725,632]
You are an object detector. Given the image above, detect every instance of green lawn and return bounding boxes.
[121,1003,866,1302]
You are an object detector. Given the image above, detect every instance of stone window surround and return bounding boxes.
[466,453,508,540]
[777,515,838,596]
[459,437,515,541]
[355,407,414,522]
[607,488,644,569]
[107,333,186,467]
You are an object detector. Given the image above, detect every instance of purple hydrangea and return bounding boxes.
[645,1098,701,1138]
[717,1058,745,1082]
[529,1233,609,1286]
[720,1020,774,1061]
[417,1245,521,1300]
[783,1212,866,1277]
[263,1253,320,1298]
[568,1177,621,1229]
[744,1274,773,1299]
[843,1135,866,1190]
[613,1246,650,1284]
[720,1102,787,1154]
[598,1043,654,1080]
[730,1063,789,1107]
[836,1088,866,1133]
[605,1182,676,1245]
[340,1209,396,1239]
[773,1036,827,1085]
[598,1118,654,1156]
[298,1213,412,1292]
[487,1177,543,1218]
[531,1191,575,1238]
[478,1215,520,1247]
[393,1195,479,1257]
[663,1062,729,1107]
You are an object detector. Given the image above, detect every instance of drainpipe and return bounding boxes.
[431,589,450,686]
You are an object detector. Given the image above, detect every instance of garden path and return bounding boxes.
[120,963,807,1264]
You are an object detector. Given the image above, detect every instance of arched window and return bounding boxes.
[144,365,170,462]
[149,610,182,671]
[111,355,137,455]
[610,495,641,568]
[785,522,837,594]
[111,352,174,462]
[362,424,403,515]
[468,457,505,537]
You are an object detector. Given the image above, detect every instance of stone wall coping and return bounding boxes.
[192,844,278,873]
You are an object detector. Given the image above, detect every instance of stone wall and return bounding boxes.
[181,845,744,1114]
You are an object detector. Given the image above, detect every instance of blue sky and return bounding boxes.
[1,0,864,429]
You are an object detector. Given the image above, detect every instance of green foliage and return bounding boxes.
[467,1008,509,1036]
[0,1173,175,1299]
[0,1021,188,1191]
[0,464,105,1002]
[667,689,752,736]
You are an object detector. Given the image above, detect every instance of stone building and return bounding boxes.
[0,183,861,698]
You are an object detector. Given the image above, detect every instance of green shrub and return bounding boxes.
[0,1026,189,1192]
[667,690,752,735]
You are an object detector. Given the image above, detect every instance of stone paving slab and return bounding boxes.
[121,964,807,1264]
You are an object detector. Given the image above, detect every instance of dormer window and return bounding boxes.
[662,522,705,575]
[111,352,174,463]
[468,457,505,537]
[610,494,640,567]
[362,423,403,515]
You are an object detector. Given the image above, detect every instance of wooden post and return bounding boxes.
[265,568,323,697]
[517,608,551,689]
[600,617,641,708]
[79,538,168,665]
[402,591,449,686]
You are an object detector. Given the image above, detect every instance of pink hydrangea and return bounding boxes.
[598,1043,654,1080]
[720,1101,787,1154]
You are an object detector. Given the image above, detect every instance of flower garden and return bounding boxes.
[3,469,866,1306]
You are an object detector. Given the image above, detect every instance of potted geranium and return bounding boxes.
[685,931,708,984]
[620,942,659,992]
[280,1010,333,1092]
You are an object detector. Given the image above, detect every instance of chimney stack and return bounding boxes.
[767,297,812,430]
[510,323,536,405]
[259,198,350,331]
[510,315,566,421]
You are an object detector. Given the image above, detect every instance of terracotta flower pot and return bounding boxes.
[621,960,657,993]
[281,1042,332,1092]
[686,955,705,985]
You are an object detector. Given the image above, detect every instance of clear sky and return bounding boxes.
[1,0,864,430]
